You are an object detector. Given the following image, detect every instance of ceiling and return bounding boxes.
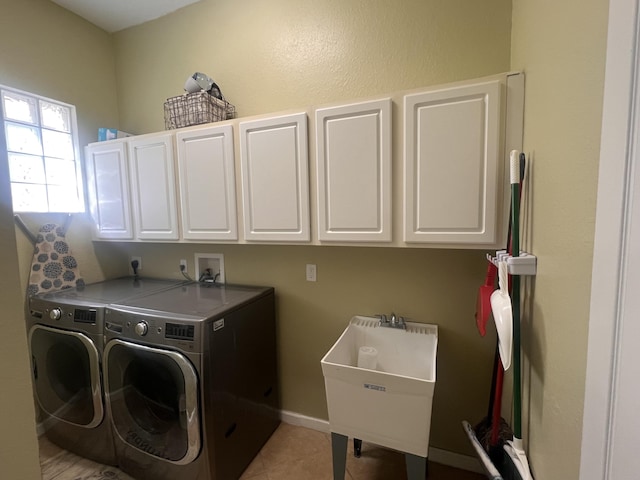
[51,0,201,33]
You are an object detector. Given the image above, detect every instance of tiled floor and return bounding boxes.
[39,422,484,480]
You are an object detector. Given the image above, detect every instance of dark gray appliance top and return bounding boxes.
[108,282,273,321]
[33,276,186,307]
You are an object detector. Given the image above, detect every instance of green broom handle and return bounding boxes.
[510,150,522,440]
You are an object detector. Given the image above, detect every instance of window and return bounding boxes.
[1,86,84,213]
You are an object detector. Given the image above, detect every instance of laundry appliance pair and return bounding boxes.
[27,276,184,465]
[28,277,280,480]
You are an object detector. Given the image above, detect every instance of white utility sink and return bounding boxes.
[321,315,438,458]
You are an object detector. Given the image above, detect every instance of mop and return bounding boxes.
[502,151,533,480]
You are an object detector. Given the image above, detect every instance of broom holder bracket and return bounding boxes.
[487,250,537,276]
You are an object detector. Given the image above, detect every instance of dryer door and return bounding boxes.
[28,325,104,428]
[104,339,201,464]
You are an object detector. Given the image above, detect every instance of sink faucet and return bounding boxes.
[377,313,406,329]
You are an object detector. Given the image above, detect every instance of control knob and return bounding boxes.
[134,321,148,336]
[49,308,62,321]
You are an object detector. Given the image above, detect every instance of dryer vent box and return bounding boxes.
[195,253,225,283]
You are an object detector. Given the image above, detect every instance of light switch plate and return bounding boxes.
[306,264,317,282]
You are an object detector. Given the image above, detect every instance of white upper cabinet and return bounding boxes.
[175,124,238,241]
[127,133,180,241]
[315,98,392,242]
[85,73,521,248]
[85,140,133,240]
[239,113,310,242]
[404,80,502,245]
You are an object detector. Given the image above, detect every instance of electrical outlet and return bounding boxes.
[130,256,142,273]
[180,259,187,272]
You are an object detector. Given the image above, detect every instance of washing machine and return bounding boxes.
[27,276,185,466]
[102,282,280,480]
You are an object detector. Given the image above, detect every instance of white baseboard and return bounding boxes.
[281,409,331,432]
[279,410,483,474]
[428,446,484,474]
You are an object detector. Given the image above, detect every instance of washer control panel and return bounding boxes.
[28,299,101,334]
[105,308,200,351]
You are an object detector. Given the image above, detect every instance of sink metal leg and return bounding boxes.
[405,453,428,480]
[330,432,348,480]
[353,438,362,457]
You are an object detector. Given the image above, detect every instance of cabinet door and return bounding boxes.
[316,99,392,242]
[128,133,179,241]
[404,80,502,245]
[239,113,310,242]
[176,125,238,241]
[85,141,133,239]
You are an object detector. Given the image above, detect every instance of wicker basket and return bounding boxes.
[164,92,236,129]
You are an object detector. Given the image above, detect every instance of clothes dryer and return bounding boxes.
[27,276,185,465]
[103,282,279,480]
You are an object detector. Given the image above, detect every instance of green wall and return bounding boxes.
[0,58,40,480]
[113,0,512,133]
[0,0,613,477]
[510,0,609,478]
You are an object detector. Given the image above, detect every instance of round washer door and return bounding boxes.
[104,339,201,465]
[28,324,104,428]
